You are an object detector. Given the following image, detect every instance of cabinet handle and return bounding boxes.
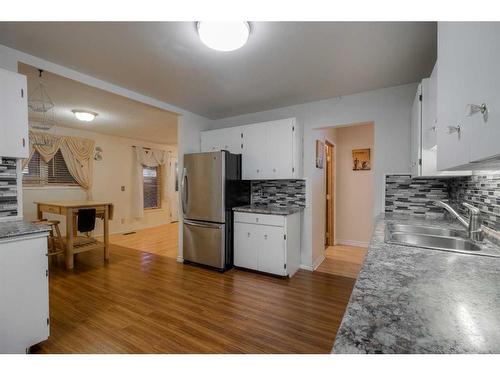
[256,169,259,173]
[22,138,25,147]
[264,234,268,240]
[247,232,250,237]
[466,103,488,122]
[447,125,461,139]
[273,168,276,173]
[256,218,259,223]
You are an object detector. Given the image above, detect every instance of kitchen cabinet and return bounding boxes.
[410,64,470,177]
[234,211,300,277]
[437,22,500,170]
[0,233,50,353]
[0,68,29,159]
[201,126,242,154]
[200,118,301,180]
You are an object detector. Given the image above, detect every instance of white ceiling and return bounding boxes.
[19,63,178,144]
[1,22,436,119]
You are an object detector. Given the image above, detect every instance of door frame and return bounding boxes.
[325,140,335,247]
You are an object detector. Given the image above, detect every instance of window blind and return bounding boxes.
[143,166,161,209]
[23,150,78,186]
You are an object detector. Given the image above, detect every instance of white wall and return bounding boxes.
[22,125,177,235]
[211,83,416,267]
[334,123,374,247]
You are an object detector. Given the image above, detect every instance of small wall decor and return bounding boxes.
[352,148,371,171]
[316,140,324,169]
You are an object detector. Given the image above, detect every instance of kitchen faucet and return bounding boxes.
[434,201,483,242]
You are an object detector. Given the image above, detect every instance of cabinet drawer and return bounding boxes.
[234,212,285,227]
[39,204,61,215]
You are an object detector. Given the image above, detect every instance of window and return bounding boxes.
[143,166,161,209]
[23,150,78,186]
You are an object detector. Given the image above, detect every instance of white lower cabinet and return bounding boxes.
[234,211,300,277]
[0,233,50,353]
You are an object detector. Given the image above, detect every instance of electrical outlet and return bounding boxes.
[121,186,125,191]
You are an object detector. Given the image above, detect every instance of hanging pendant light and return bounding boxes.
[28,69,57,131]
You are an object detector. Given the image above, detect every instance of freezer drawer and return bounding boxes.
[183,219,226,269]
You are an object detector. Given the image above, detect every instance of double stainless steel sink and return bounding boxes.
[385,223,485,255]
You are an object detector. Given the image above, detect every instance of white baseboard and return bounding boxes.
[300,254,325,272]
[336,239,369,248]
[176,256,184,263]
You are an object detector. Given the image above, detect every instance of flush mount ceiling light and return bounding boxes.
[72,109,98,122]
[197,22,250,51]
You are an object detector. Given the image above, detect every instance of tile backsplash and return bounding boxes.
[251,179,306,207]
[385,175,449,218]
[0,157,19,219]
[385,173,500,231]
[449,174,500,231]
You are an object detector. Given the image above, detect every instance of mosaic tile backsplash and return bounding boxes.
[449,174,500,231]
[251,179,306,207]
[385,175,449,218]
[385,173,500,230]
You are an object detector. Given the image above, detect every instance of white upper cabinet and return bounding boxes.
[201,118,301,180]
[201,126,242,154]
[0,68,29,158]
[410,83,422,176]
[437,22,500,170]
[241,122,268,179]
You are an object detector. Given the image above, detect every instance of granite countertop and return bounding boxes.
[0,220,51,240]
[233,204,304,216]
[333,213,500,354]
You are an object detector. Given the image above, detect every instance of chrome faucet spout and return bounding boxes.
[434,201,468,228]
[434,201,483,242]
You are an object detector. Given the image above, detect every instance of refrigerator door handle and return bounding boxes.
[181,168,188,215]
[183,219,224,229]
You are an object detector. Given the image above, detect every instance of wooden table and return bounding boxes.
[35,201,114,270]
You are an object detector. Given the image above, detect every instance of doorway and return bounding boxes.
[325,141,334,247]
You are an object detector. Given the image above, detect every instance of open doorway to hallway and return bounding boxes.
[319,122,374,279]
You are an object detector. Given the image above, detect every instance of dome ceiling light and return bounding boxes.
[72,109,98,122]
[197,22,250,52]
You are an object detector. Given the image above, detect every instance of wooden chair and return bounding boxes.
[32,219,66,264]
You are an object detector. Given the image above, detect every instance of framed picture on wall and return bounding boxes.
[352,148,371,171]
[316,140,324,169]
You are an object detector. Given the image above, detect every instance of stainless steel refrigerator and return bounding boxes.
[181,151,250,271]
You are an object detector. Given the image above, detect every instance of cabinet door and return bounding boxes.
[242,123,268,179]
[0,69,28,159]
[258,225,286,276]
[463,23,500,163]
[436,23,473,170]
[266,119,295,179]
[0,236,49,353]
[410,84,422,176]
[201,127,242,154]
[234,223,258,270]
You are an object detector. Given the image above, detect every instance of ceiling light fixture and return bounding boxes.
[197,22,250,52]
[72,110,98,122]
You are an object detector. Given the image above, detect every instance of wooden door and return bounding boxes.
[325,141,334,247]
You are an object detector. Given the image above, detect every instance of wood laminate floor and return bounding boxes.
[33,225,359,354]
[316,245,368,279]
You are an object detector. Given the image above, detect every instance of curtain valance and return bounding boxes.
[24,131,95,198]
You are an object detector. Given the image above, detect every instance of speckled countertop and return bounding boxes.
[233,204,304,216]
[0,220,51,240]
[333,213,500,354]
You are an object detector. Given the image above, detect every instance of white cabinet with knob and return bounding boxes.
[0,68,29,159]
[410,64,470,177]
[200,126,242,154]
[0,232,50,353]
[436,22,500,170]
[234,211,301,277]
[200,118,301,180]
